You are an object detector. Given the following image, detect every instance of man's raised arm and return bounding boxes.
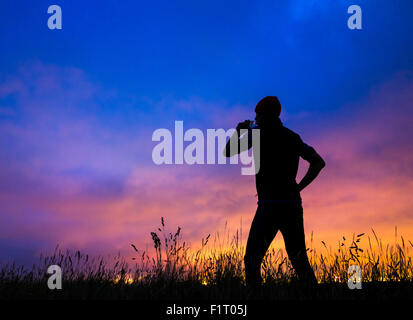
[223,121,253,158]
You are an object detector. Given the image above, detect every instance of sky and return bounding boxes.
[1,0,413,264]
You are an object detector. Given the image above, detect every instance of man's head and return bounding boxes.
[255,96,281,118]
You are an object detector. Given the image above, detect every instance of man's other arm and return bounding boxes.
[297,145,326,192]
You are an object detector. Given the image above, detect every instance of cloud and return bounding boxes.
[0,62,255,263]
[1,62,413,265]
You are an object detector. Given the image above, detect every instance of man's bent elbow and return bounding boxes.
[309,153,326,171]
[319,158,326,169]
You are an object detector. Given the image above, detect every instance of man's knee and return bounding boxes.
[244,251,260,275]
[244,253,252,270]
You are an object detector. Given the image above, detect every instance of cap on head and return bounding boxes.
[255,96,281,117]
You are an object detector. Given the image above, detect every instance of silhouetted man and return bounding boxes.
[224,96,325,287]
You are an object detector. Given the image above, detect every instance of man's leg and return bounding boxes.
[244,204,279,287]
[280,204,317,285]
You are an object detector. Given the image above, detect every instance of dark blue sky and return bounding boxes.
[2,0,413,119]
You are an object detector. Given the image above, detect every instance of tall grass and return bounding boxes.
[0,218,412,300]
